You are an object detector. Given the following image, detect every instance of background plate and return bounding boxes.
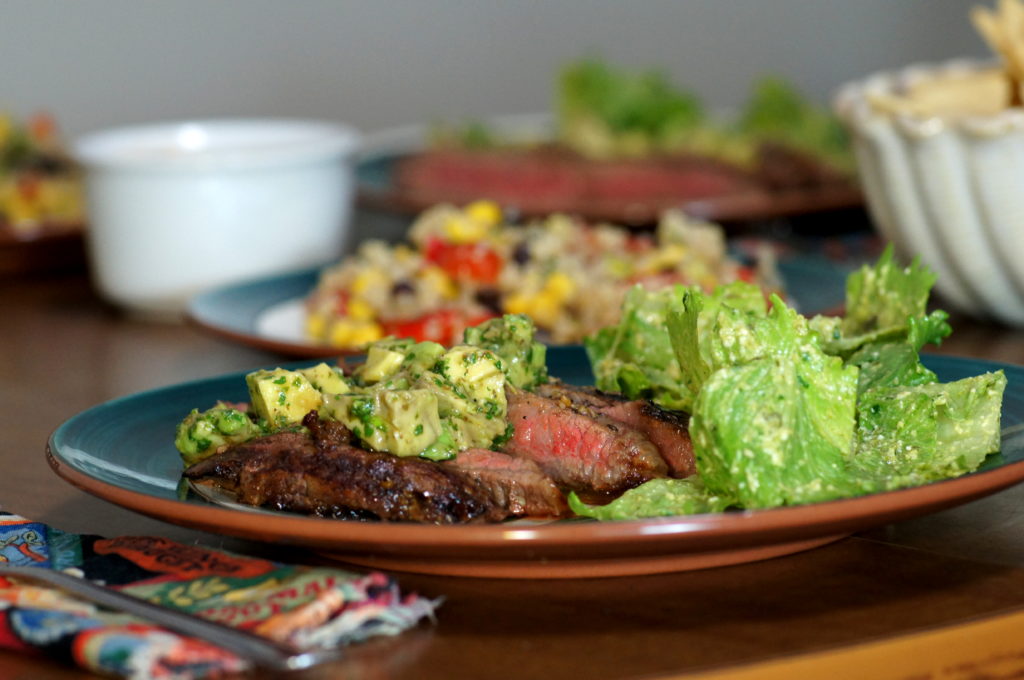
[187,254,852,359]
[355,115,863,226]
[47,349,1024,578]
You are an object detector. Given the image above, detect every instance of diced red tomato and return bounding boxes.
[736,265,757,283]
[16,175,41,201]
[28,112,55,143]
[624,234,654,253]
[423,237,503,284]
[332,290,350,316]
[381,309,497,345]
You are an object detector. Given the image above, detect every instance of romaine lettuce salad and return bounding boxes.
[577,247,1006,519]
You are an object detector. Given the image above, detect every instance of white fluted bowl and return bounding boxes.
[835,59,1024,326]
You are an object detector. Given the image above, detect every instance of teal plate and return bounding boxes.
[186,256,851,359]
[47,350,1024,579]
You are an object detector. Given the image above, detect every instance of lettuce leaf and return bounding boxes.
[579,247,1005,521]
[736,75,851,167]
[815,246,947,357]
[587,281,767,412]
[685,296,862,508]
[585,285,692,410]
[567,477,732,520]
[851,371,1006,488]
[846,340,938,394]
[558,58,704,141]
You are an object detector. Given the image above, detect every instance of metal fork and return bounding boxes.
[0,564,341,671]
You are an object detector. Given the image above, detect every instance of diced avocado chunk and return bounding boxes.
[422,345,508,450]
[323,389,442,457]
[463,314,548,389]
[298,362,350,395]
[435,346,507,405]
[403,340,446,374]
[359,346,407,384]
[321,343,510,459]
[246,368,324,428]
[419,423,458,461]
[174,402,262,466]
[356,340,446,384]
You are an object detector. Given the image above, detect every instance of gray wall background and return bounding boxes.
[1,1,985,141]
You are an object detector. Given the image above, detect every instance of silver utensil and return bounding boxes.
[0,564,340,671]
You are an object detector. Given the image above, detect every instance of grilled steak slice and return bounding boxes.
[393,147,756,223]
[184,431,312,489]
[184,413,505,524]
[442,449,569,518]
[535,381,696,477]
[501,388,667,494]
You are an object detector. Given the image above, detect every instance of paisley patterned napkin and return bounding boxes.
[0,513,436,678]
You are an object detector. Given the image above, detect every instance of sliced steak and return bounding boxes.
[442,448,569,518]
[392,147,757,224]
[183,431,312,488]
[184,413,505,524]
[535,381,696,478]
[501,388,667,494]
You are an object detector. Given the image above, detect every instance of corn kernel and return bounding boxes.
[328,320,351,347]
[464,200,502,226]
[443,215,487,244]
[419,265,457,298]
[394,244,415,262]
[604,255,632,279]
[348,321,384,347]
[544,272,575,300]
[347,298,375,321]
[305,312,327,340]
[503,293,530,316]
[641,243,688,274]
[529,294,561,327]
[351,269,386,296]
[328,319,384,348]
[4,190,39,226]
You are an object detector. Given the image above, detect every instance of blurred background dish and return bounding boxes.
[0,111,86,276]
[836,59,1024,327]
[357,61,863,231]
[72,118,361,319]
[185,236,854,359]
[835,0,1024,327]
[302,203,787,351]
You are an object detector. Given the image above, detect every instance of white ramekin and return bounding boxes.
[74,118,361,318]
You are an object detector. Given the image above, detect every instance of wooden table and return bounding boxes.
[5,269,1024,680]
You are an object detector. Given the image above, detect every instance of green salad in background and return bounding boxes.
[433,57,851,170]
[557,58,850,167]
[579,246,1006,519]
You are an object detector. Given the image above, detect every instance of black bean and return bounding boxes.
[475,288,502,313]
[512,242,531,265]
[391,280,415,296]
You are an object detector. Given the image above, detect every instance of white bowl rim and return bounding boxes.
[72,118,362,171]
[834,57,1024,136]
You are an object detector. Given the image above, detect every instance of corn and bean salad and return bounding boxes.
[0,112,83,236]
[305,201,780,350]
